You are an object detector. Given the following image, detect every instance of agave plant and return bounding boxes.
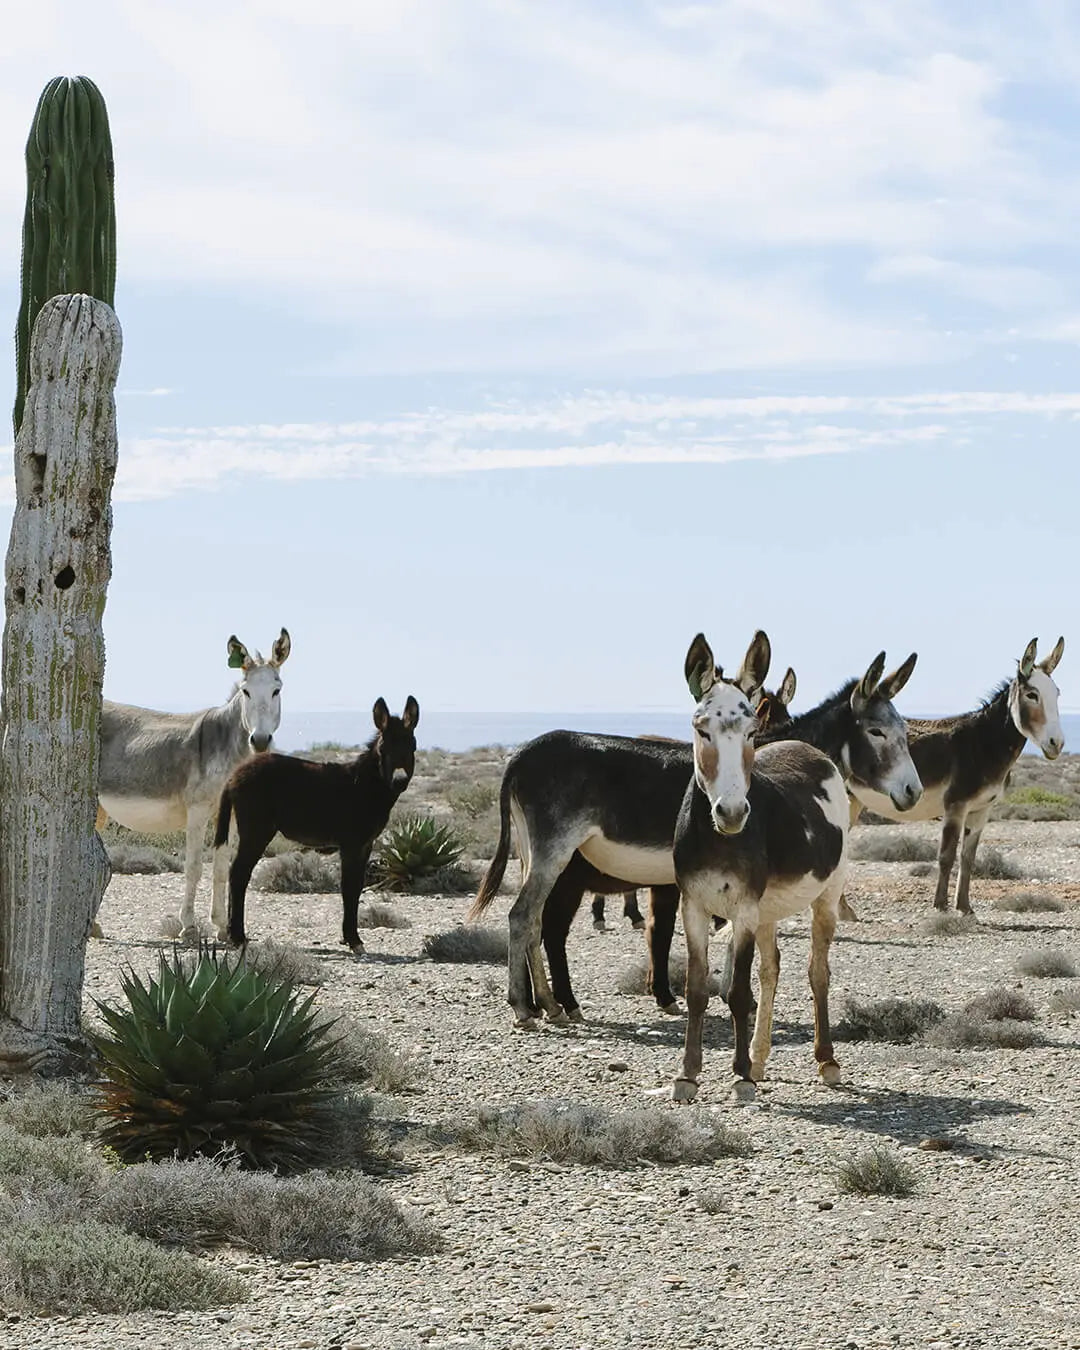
[372,814,465,892]
[92,950,339,1171]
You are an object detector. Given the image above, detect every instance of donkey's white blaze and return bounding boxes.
[241,661,284,751]
[1011,667,1064,759]
[578,835,676,886]
[692,681,758,835]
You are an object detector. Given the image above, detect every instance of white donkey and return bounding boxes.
[97,630,290,938]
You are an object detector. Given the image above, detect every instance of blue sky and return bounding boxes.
[1,1,1078,725]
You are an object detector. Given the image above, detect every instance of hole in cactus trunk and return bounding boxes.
[54,565,75,589]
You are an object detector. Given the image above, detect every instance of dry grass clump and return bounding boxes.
[963,988,1036,1021]
[836,996,945,1043]
[851,833,937,863]
[241,938,325,986]
[422,925,508,965]
[836,1146,916,1197]
[1048,987,1080,1016]
[992,890,1064,914]
[356,901,411,929]
[96,1158,438,1263]
[106,842,183,875]
[616,955,723,999]
[0,1081,98,1139]
[252,850,340,894]
[446,783,499,818]
[994,786,1080,821]
[453,1100,751,1166]
[971,846,1023,880]
[1014,948,1078,979]
[0,1213,244,1314]
[0,1122,103,1196]
[319,1018,424,1095]
[909,861,936,878]
[920,911,979,938]
[926,1014,1040,1051]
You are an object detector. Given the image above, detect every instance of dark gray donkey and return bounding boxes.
[97,630,290,939]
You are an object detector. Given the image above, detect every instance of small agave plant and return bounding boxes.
[92,950,339,1171]
[373,814,465,891]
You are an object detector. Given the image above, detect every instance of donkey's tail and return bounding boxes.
[468,770,514,919]
[213,786,234,851]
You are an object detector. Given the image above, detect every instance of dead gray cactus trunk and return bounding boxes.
[0,293,120,1072]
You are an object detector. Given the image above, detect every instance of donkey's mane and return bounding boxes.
[907,680,1011,737]
[772,680,857,739]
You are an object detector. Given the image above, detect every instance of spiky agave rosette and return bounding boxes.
[373,814,464,891]
[91,951,340,1172]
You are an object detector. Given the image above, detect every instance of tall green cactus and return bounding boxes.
[14,75,116,436]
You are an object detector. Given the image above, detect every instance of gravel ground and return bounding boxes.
[7,818,1080,1350]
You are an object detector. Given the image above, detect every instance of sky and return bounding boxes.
[0,1,1078,729]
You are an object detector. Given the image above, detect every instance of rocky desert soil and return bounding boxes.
[7,773,1080,1350]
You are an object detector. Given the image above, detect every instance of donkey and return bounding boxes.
[213,696,419,953]
[588,671,797,934]
[672,632,848,1103]
[472,651,920,1028]
[850,637,1065,914]
[97,630,290,938]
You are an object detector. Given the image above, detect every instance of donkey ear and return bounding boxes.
[877,651,917,703]
[1018,638,1038,680]
[1039,636,1064,677]
[271,628,291,667]
[735,630,771,699]
[227,635,251,671]
[685,634,717,701]
[778,667,797,707]
[852,651,887,709]
[373,697,390,731]
[402,695,420,730]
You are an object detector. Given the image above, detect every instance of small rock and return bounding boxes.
[818,1201,834,1211]
[608,1059,630,1072]
[918,1137,953,1152]
[507,1159,531,1172]
[526,1302,555,1313]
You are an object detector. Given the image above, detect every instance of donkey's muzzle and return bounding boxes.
[712,802,750,835]
[250,733,272,752]
[890,779,923,811]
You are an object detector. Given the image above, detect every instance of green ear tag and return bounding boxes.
[227,648,245,669]
[688,665,704,701]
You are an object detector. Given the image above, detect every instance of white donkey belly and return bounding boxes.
[757,872,838,925]
[99,793,189,834]
[577,835,676,886]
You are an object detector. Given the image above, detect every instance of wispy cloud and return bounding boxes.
[1,385,1071,502]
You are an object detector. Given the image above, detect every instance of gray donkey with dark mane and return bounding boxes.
[97,630,290,939]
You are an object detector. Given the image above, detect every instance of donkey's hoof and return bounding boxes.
[567,1008,586,1024]
[544,1006,572,1027]
[178,925,202,946]
[514,1015,543,1032]
[731,1078,757,1104]
[838,896,859,922]
[349,945,366,961]
[659,1000,683,1016]
[592,919,607,932]
[631,920,647,931]
[672,1077,699,1104]
[818,1060,842,1087]
[749,1061,767,1083]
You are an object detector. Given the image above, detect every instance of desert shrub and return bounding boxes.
[1014,949,1078,979]
[372,816,465,892]
[909,861,936,878]
[319,1019,423,1095]
[0,1122,103,1196]
[616,955,722,999]
[241,938,325,986]
[695,1187,728,1214]
[1048,987,1080,1015]
[447,783,499,818]
[0,1082,98,1139]
[992,890,1064,914]
[356,901,411,929]
[453,1100,751,1166]
[836,996,945,1043]
[252,850,339,894]
[920,911,979,938]
[850,834,937,863]
[964,988,1036,1021]
[422,926,508,965]
[836,1146,916,1197]
[925,1014,1041,1050]
[995,787,1080,821]
[0,1216,244,1314]
[972,846,1023,880]
[106,842,182,875]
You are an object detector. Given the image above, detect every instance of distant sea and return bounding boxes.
[275,709,1080,756]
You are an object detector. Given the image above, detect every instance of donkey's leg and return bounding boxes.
[590,894,606,931]
[646,885,680,1013]
[89,805,110,939]
[507,847,577,1028]
[933,807,966,910]
[543,870,588,1021]
[673,895,713,1103]
[726,920,757,1101]
[837,796,862,922]
[809,884,843,1085]
[227,828,274,947]
[179,804,212,940]
[749,922,779,1082]
[954,804,991,915]
[340,846,371,955]
[624,890,645,929]
[210,817,238,941]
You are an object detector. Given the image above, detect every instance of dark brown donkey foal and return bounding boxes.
[213,696,419,953]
